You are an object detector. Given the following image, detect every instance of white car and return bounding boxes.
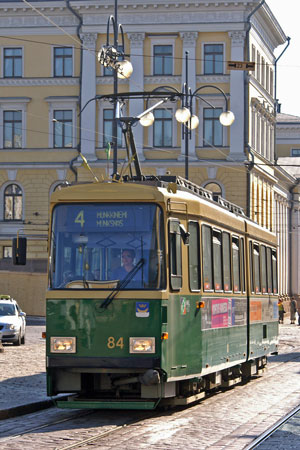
[0,296,26,346]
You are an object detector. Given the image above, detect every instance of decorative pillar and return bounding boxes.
[228,31,246,160]
[80,33,97,160]
[180,32,198,158]
[127,33,145,158]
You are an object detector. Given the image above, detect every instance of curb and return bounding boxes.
[0,395,68,420]
[0,399,54,420]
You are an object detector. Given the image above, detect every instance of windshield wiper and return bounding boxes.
[101,258,145,309]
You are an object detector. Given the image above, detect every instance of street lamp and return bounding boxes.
[97,1,133,176]
[138,83,234,180]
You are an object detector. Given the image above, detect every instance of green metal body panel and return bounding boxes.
[46,298,162,359]
[56,398,159,410]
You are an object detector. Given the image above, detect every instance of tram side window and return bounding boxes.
[266,247,272,293]
[272,249,278,294]
[260,245,267,293]
[188,221,200,291]
[169,220,182,290]
[232,237,241,293]
[253,244,261,294]
[213,230,222,291]
[222,232,232,291]
[240,237,245,292]
[202,225,213,291]
[249,241,254,293]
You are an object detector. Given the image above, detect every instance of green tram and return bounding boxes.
[28,174,277,410]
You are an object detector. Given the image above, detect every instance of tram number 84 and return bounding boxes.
[107,336,124,349]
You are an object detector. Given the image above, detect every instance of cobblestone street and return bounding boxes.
[0,321,299,449]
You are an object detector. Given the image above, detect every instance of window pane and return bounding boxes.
[267,247,272,293]
[54,122,63,147]
[4,197,13,220]
[14,58,22,77]
[189,222,200,290]
[232,238,240,292]
[154,45,172,75]
[169,221,182,290]
[260,245,267,293]
[4,123,13,148]
[253,245,261,293]
[241,238,245,292]
[202,225,212,290]
[204,121,213,145]
[272,250,278,294]
[213,231,222,291]
[222,232,231,291]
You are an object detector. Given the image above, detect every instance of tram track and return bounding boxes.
[244,404,300,449]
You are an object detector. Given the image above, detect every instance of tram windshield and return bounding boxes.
[49,203,165,290]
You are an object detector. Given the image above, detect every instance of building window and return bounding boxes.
[53,110,73,148]
[4,48,22,78]
[256,51,261,82]
[203,108,223,146]
[153,45,172,75]
[205,182,222,201]
[3,246,12,259]
[153,109,172,147]
[3,111,22,148]
[54,47,73,77]
[204,44,223,75]
[103,109,122,147]
[291,148,300,156]
[4,184,23,221]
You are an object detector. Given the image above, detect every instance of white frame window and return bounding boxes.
[202,42,225,75]
[0,98,30,149]
[0,181,25,222]
[52,46,74,77]
[150,37,175,76]
[97,100,126,148]
[197,96,228,147]
[2,47,23,78]
[146,101,177,149]
[45,97,78,148]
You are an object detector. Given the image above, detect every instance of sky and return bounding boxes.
[267,0,300,117]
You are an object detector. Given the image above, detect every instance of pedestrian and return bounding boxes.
[278,298,285,324]
[290,297,297,324]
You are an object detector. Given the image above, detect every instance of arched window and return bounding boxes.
[205,182,222,201]
[4,184,22,221]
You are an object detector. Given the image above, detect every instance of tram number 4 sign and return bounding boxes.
[227,61,255,71]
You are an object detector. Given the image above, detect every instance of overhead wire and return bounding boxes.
[0,0,295,178]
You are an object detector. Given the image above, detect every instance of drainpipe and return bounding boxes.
[244,0,265,218]
[66,0,83,181]
[274,36,291,163]
[289,178,300,297]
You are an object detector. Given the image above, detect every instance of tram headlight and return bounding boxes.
[50,337,76,353]
[129,337,155,354]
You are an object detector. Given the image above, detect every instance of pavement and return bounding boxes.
[0,318,299,423]
[0,316,59,420]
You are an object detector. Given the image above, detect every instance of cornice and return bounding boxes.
[144,75,181,85]
[197,74,229,84]
[0,78,79,87]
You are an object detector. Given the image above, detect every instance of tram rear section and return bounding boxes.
[40,177,279,409]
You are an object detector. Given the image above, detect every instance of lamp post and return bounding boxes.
[97,0,133,176]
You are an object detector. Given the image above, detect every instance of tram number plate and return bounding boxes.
[107,336,124,349]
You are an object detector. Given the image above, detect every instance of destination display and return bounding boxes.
[54,203,156,233]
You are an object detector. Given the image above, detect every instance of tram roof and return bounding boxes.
[50,177,276,244]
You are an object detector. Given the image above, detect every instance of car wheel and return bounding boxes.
[21,334,25,345]
[13,332,21,346]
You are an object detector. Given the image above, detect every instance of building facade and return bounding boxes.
[0,0,297,314]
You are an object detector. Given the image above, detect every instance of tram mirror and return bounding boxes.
[179,224,190,245]
[12,237,27,265]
